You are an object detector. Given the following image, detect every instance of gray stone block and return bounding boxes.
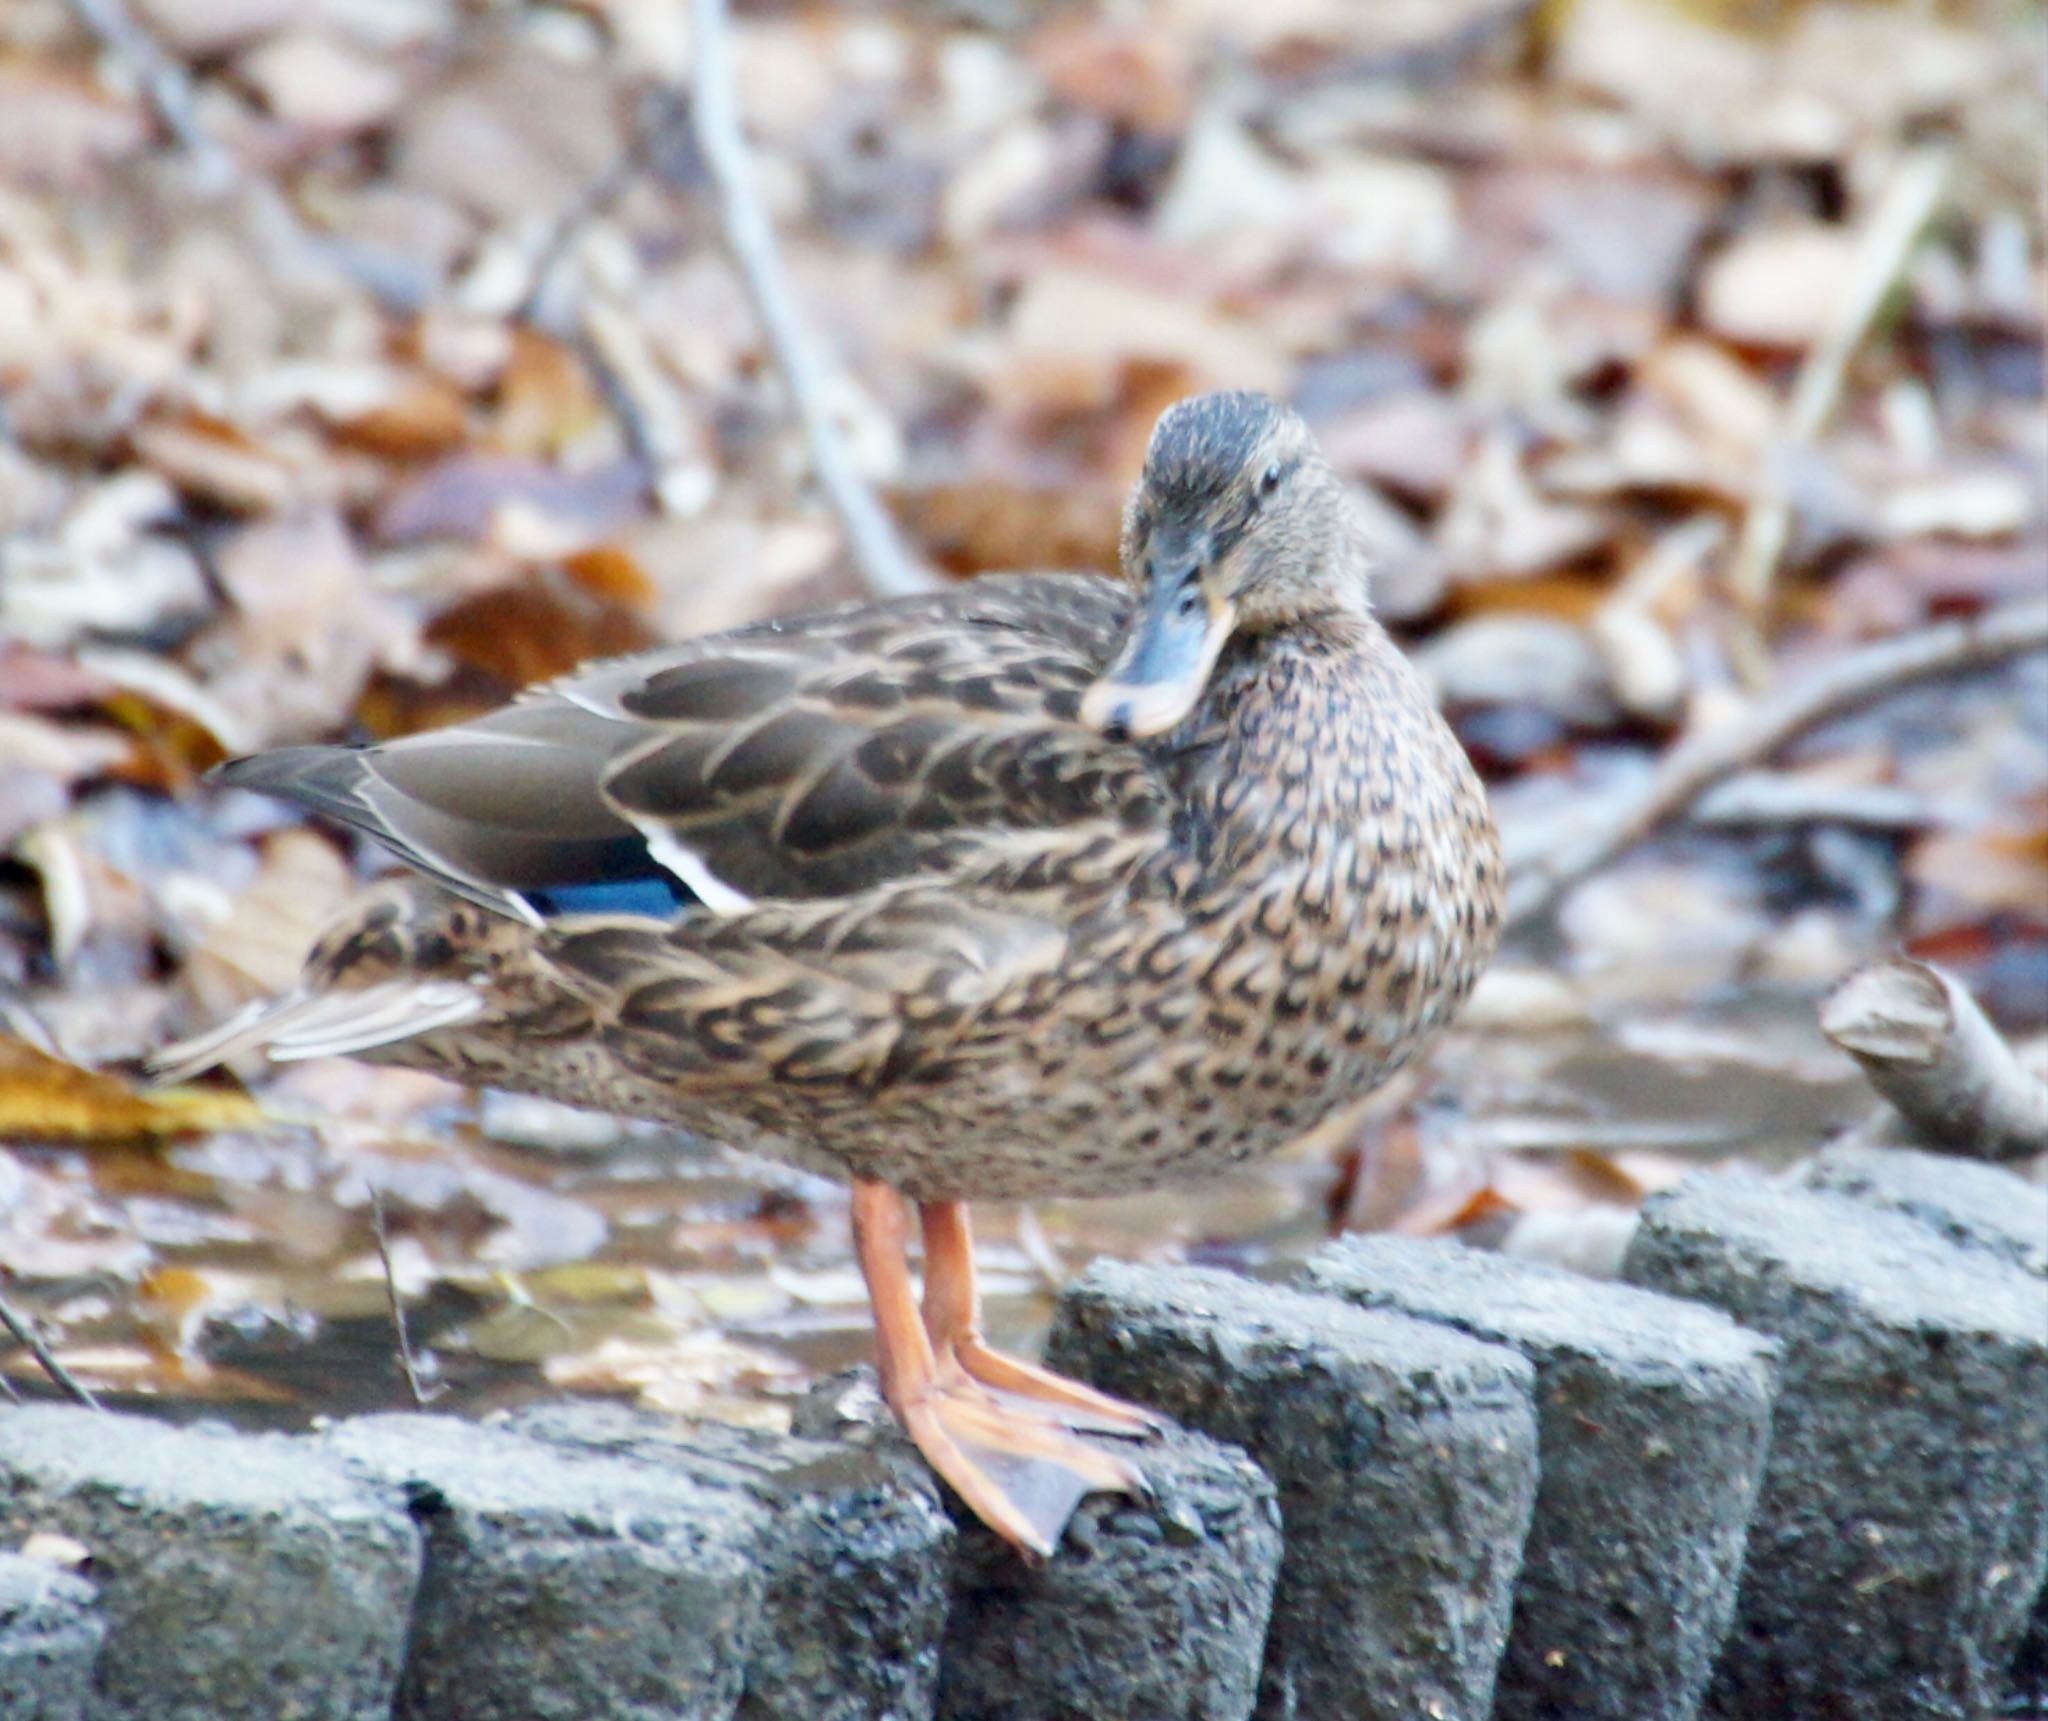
[506,1399,952,1721]
[0,1405,418,1721]
[0,1550,102,1721]
[1624,1173,2048,1721]
[935,1423,1280,1721]
[1799,1142,2048,1278]
[1045,1262,1539,1721]
[1303,1234,1777,1721]
[1796,1145,2048,1710]
[793,1368,1281,1721]
[323,1413,765,1721]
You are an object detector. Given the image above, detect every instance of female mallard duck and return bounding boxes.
[160,391,1503,1558]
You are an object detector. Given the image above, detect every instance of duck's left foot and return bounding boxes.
[896,1375,1149,1560]
[851,1181,1161,1559]
[918,1197,1163,1439]
[947,1334,1164,1438]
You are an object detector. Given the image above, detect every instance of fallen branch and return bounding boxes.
[1507,597,2048,925]
[0,1289,101,1410]
[688,0,934,599]
[1689,772,1958,834]
[1822,958,2047,1163]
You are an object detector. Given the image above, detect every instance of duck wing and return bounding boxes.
[212,574,1159,924]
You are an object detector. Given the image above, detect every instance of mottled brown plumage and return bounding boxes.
[158,390,1503,1556]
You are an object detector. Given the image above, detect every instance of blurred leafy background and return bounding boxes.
[0,0,2041,1424]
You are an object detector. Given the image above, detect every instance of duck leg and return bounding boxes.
[917,1199,1163,1436]
[850,1180,1143,1560]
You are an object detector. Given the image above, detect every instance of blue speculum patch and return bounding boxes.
[524,875,691,919]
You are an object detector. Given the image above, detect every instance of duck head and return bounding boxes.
[1081,390,1369,742]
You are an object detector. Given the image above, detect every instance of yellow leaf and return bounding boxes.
[523,1261,653,1307]
[0,1037,263,1144]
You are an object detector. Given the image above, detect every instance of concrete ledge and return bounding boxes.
[4,1183,2044,1718]
[0,1406,419,1721]
[1624,1172,2048,1721]
[794,1369,1283,1721]
[1798,1142,2048,1278]
[1795,1144,2048,1709]
[0,1550,102,1721]
[935,1423,1280,1721]
[504,1399,953,1721]
[1046,1261,1539,1721]
[322,1414,765,1721]
[1304,1234,1777,1721]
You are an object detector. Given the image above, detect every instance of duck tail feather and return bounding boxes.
[149,981,484,1084]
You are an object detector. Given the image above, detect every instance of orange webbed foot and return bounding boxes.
[850,1182,1158,1560]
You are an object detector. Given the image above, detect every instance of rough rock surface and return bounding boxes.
[796,1369,1283,1721]
[323,1413,764,1721]
[1796,1144,2048,1709]
[1305,1234,1777,1721]
[0,1549,102,1721]
[1046,1262,1539,1721]
[935,1423,1281,1721]
[0,1405,418,1721]
[1798,1142,2048,1278]
[1625,1173,2048,1721]
[507,1398,953,1721]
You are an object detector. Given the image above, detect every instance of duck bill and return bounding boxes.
[1080,583,1237,740]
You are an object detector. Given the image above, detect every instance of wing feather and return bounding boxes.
[151,980,483,1083]
[212,574,1153,921]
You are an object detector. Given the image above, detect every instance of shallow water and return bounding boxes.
[1,978,1874,1433]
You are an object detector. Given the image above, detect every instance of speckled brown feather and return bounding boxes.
[164,393,1504,1202]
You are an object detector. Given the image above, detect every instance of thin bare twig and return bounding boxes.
[368,1188,435,1409]
[62,0,236,191]
[688,0,934,599]
[512,155,642,328]
[569,317,666,473]
[0,1289,101,1410]
[1727,148,1949,624]
[1508,598,2048,926]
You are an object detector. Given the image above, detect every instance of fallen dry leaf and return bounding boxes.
[1389,1180,1515,1238]
[896,478,1122,577]
[329,374,473,462]
[0,65,148,190]
[129,414,301,515]
[987,264,1287,411]
[418,568,662,698]
[191,510,421,746]
[1031,11,1191,134]
[168,827,355,1025]
[1907,819,2048,924]
[3,1341,295,1405]
[1699,223,1862,352]
[0,1037,263,1143]
[237,29,406,135]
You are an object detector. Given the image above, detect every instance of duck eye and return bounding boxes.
[1259,462,1284,496]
